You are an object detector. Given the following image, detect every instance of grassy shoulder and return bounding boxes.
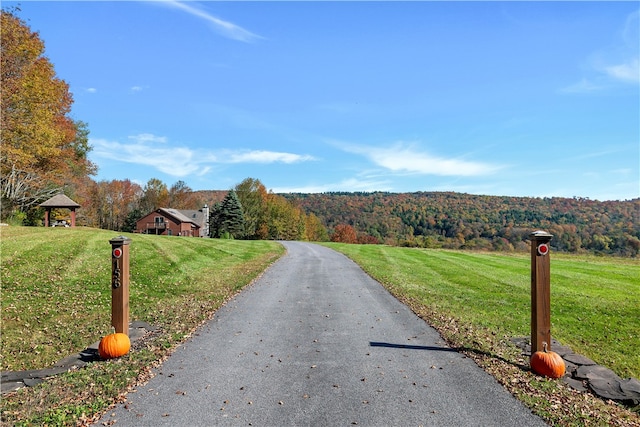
[322,243,640,426]
[1,226,284,425]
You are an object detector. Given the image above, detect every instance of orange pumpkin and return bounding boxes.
[530,342,565,378]
[99,333,131,359]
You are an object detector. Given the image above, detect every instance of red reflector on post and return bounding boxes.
[537,243,549,256]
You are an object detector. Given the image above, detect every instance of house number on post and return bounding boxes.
[109,236,131,335]
[112,262,121,289]
[112,247,122,289]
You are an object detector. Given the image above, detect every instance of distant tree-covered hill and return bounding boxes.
[283,192,640,256]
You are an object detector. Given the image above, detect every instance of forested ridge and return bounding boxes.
[283,192,640,256]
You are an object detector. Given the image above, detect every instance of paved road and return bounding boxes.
[97,242,546,426]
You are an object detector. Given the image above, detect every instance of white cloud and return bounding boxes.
[130,86,144,92]
[612,168,632,175]
[271,178,392,194]
[90,134,314,177]
[159,1,262,43]
[343,142,500,177]
[559,78,603,94]
[129,133,168,144]
[605,58,640,84]
[85,87,97,93]
[91,137,201,176]
[227,150,316,164]
[563,11,639,92]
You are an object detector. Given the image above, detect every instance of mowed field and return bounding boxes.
[2,228,638,378]
[323,243,640,381]
[1,226,284,372]
[1,227,639,425]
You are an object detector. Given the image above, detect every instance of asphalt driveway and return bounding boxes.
[96,241,546,426]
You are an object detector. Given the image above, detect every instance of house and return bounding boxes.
[135,205,209,237]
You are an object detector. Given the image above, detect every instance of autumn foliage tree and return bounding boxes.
[265,193,305,240]
[234,177,269,239]
[331,224,358,244]
[1,8,95,219]
[85,179,143,230]
[168,180,199,209]
[138,178,169,214]
[305,212,329,242]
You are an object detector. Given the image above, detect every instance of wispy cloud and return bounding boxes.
[92,137,202,176]
[159,1,262,43]
[226,150,316,164]
[271,178,392,194]
[605,58,639,84]
[129,133,167,144]
[90,134,314,177]
[342,142,501,177]
[571,143,637,161]
[559,78,604,94]
[563,10,639,92]
[600,9,639,84]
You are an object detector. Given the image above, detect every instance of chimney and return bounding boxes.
[202,204,209,237]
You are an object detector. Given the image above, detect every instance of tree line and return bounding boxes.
[198,178,328,241]
[284,192,640,256]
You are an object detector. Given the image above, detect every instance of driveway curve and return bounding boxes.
[96,241,546,426]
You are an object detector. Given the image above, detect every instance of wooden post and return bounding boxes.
[530,230,553,353]
[110,236,131,335]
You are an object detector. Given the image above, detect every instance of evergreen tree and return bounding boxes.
[210,191,245,239]
[209,202,222,238]
[220,190,245,238]
[122,208,142,233]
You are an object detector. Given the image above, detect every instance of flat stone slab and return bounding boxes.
[620,378,640,403]
[589,378,640,406]
[548,342,573,357]
[563,352,597,366]
[563,376,588,392]
[1,321,157,394]
[575,364,620,382]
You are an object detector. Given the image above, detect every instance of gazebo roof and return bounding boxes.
[40,193,80,208]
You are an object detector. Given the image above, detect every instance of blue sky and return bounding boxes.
[9,1,639,200]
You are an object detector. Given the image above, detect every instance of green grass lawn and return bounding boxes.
[323,243,640,380]
[1,226,284,372]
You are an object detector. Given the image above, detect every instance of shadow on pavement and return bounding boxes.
[369,341,458,352]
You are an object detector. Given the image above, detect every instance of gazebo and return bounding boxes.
[39,194,81,227]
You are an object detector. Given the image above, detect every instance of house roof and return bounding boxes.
[158,208,200,227]
[179,209,205,227]
[39,194,80,208]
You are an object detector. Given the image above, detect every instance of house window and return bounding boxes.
[167,229,172,236]
[155,216,164,224]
